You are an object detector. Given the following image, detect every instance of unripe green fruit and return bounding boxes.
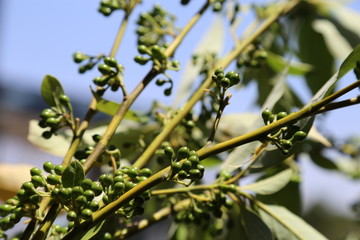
[182,160,192,172]
[46,174,61,185]
[71,186,84,198]
[9,213,21,224]
[103,57,118,68]
[177,146,190,160]
[30,167,42,176]
[177,170,188,180]
[164,88,172,96]
[134,55,149,65]
[31,175,45,187]
[261,108,272,123]
[83,190,95,201]
[98,64,112,75]
[127,167,139,178]
[293,131,307,142]
[139,168,152,177]
[189,169,202,180]
[197,164,205,174]
[75,195,88,207]
[22,182,35,192]
[124,179,135,190]
[212,2,223,12]
[0,204,13,216]
[155,79,166,86]
[164,146,175,159]
[59,187,72,199]
[80,178,93,191]
[54,165,65,175]
[171,60,180,68]
[137,45,149,54]
[220,77,230,88]
[282,140,293,150]
[136,176,147,182]
[93,76,109,87]
[88,200,99,211]
[229,72,241,86]
[219,169,231,180]
[114,182,125,193]
[40,109,57,119]
[277,111,288,120]
[151,45,166,60]
[59,94,70,104]
[103,232,112,240]
[214,68,224,76]
[72,51,88,63]
[43,161,55,173]
[171,162,182,173]
[268,114,276,123]
[81,209,93,220]
[91,182,103,196]
[67,211,77,221]
[188,155,199,165]
[45,117,59,128]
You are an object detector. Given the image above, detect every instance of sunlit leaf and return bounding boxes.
[174,15,225,105]
[259,204,328,240]
[95,98,141,121]
[338,43,360,80]
[27,120,72,156]
[239,169,293,195]
[266,52,313,75]
[62,160,85,188]
[41,75,64,108]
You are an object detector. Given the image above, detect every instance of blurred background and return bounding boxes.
[1,0,360,239]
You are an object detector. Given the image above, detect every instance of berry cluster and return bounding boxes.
[135,44,179,70]
[136,4,176,47]
[98,0,127,16]
[262,109,307,154]
[72,51,104,74]
[212,68,241,90]
[38,96,72,139]
[93,57,124,93]
[236,45,267,68]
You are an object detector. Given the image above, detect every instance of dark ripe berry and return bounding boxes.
[134,55,149,65]
[67,211,77,221]
[188,155,199,165]
[38,120,47,128]
[139,168,152,177]
[181,160,192,172]
[261,108,272,123]
[114,182,125,194]
[91,182,103,196]
[88,200,99,211]
[72,51,88,63]
[30,167,42,176]
[277,111,288,120]
[282,140,293,150]
[40,109,57,119]
[293,131,307,142]
[164,146,175,159]
[127,167,139,178]
[155,79,166,86]
[137,45,149,54]
[103,57,118,68]
[45,117,59,128]
[71,186,84,198]
[164,88,172,96]
[83,190,95,201]
[133,206,145,216]
[92,134,101,143]
[80,178,93,190]
[42,131,53,139]
[47,174,61,185]
[177,146,190,160]
[59,94,70,104]
[31,175,45,187]
[171,162,182,173]
[151,45,166,60]
[177,170,187,180]
[220,77,230,88]
[54,165,65,175]
[81,209,93,220]
[43,161,55,173]
[98,64,112,75]
[189,169,202,180]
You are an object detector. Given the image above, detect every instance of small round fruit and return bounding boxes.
[189,169,202,180]
[54,165,65,175]
[80,209,93,220]
[45,117,60,128]
[98,64,112,75]
[67,211,77,221]
[103,57,118,68]
[177,146,190,160]
[293,131,307,142]
[282,140,293,150]
[83,190,95,201]
[261,108,272,123]
[80,178,93,190]
[43,161,55,173]
[171,162,182,173]
[30,167,42,176]
[47,174,61,185]
[277,111,288,120]
[40,109,57,119]
[31,175,45,187]
[164,146,175,159]
[139,168,152,177]
[188,155,199,165]
[91,182,103,196]
[88,200,100,211]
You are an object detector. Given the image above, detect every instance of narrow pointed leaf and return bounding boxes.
[242,208,274,240]
[80,220,105,240]
[239,169,293,195]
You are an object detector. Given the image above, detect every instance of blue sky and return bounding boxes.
[1,0,360,217]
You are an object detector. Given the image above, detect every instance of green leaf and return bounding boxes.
[62,160,85,188]
[259,204,328,240]
[242,208,273,240]
[96,98,141,121]
[266,52,313,75]
[27,120,72,156]
[80,220,105,240]
[338,43,360,80]
[200,156,222,167]
[239,169,293,195]
[41,75,64,107]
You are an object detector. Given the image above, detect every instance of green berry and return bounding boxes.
[213,2,223,12]
[72,51,88,63]
[151,45,166,60]
[22,182,35,192]
[88,200,99,211]
[47,174,61,185]
[75,195,88,208]
[43,161,55,173]
[219,169,231,180]
[277,112,288,120]
[93,76,109,86]
[139,168,152,177]
[177,170,188,180]
[134,55,149,65]
[103,232,112,240]
[31,175,45,187]
[103,57,118,68]
[91,182,103,196]
[261,108,272,123]
[124,179,135,191]
[59,94,70,104]
[293,131,307,142]
[189,169,202,180]
[136,176,147,182]
[83,190,95,201]
[171,60,180,68]
[40,109,57,119]
[114,182,125,194]
[177,146,190,160]
[164,146,175,159]
[127,167,139,178]
[182,160,192,172]
[30,167,42,176]
[98,64,112,75]
[188,155,199,165]
[164,87,172,96]
[171,162,182,173]
[228,72,241,86]
[80,178,93,190]
[45,117,59,128]
[80,209,93,220]
[282,140,293,150]
[220,77,230,88]
[54,165,65,175]
[0,204,13,216]
[67,211,77,221]
[214,68,224,76]
[59,187,72,199]
[71,186,84,198]
[137,45,149,54]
